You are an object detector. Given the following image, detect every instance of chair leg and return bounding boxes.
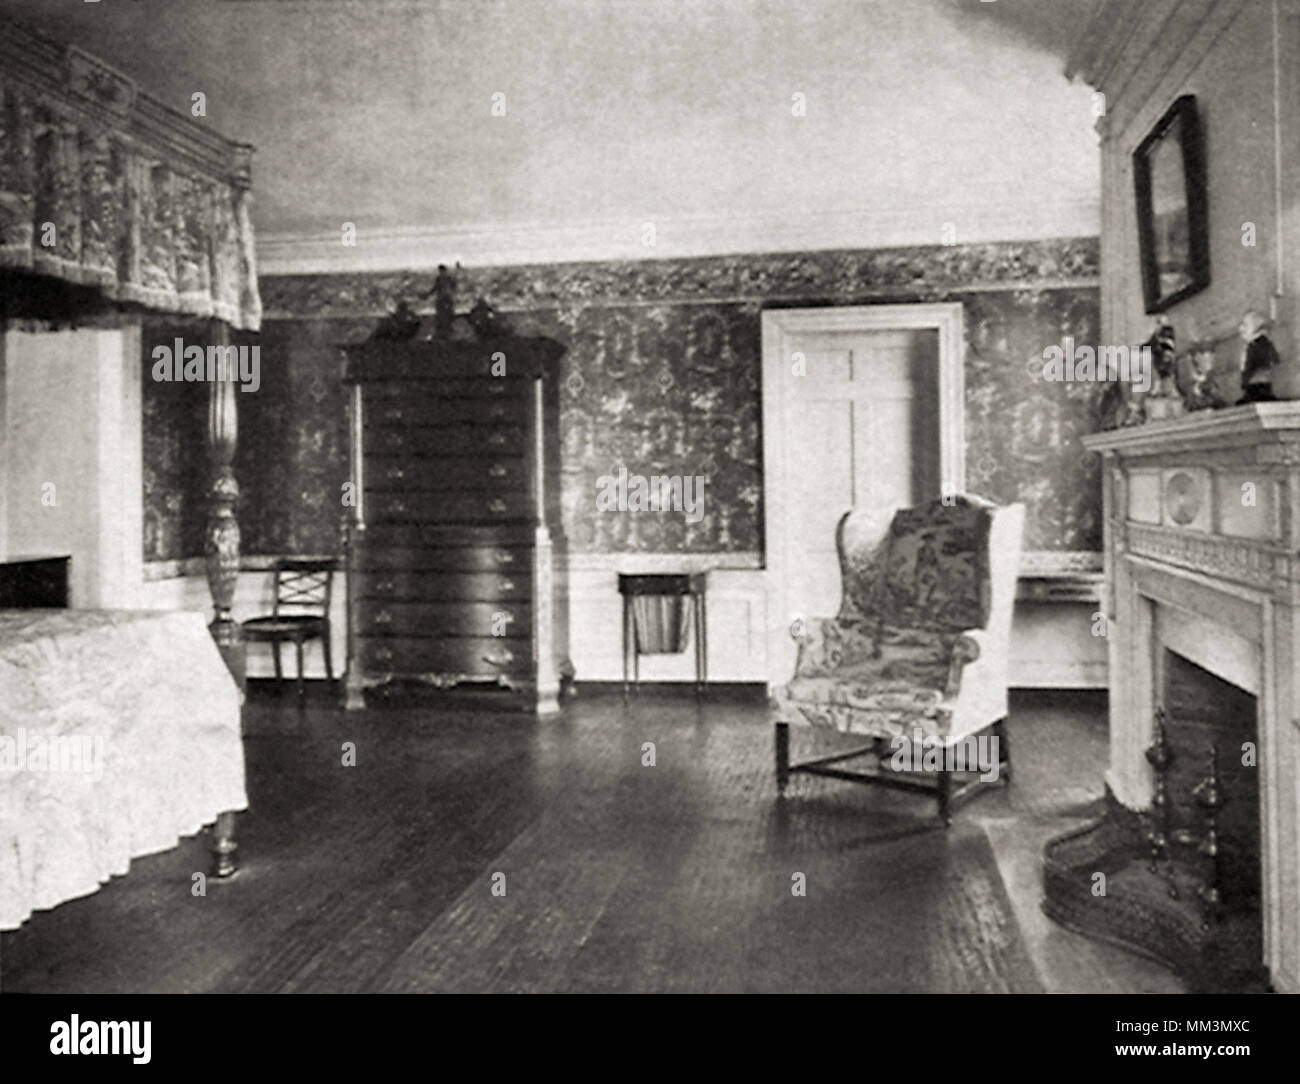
[272,639,283,683]
[994,717,1012,785]
[323,624,334,683]
[936,768,953,827]
[775,722,790,796]
[296,638,306,710]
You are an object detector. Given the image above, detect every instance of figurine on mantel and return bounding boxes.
[1179,340,1227,411]
[1237,308,1279,403]
[1098,366,1145,430]
[1141,318,1185,421]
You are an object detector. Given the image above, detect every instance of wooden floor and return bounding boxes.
[1,686,1183,993]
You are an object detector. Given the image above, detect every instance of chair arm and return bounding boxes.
[790,615,872,677]
[945,627,991,697]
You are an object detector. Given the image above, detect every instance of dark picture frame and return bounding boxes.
[1133,94,1210,313]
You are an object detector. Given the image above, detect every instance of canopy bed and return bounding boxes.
[0,13,261,923]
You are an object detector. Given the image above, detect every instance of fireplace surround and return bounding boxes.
[1052,404,1300,993]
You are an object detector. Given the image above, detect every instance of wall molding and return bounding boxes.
[564,552,762,573]
[1019,550,1104,575]
[257,201,1101,279]
[259,236,1101,320]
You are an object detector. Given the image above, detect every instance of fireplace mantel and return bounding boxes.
[1081,403,1300,993]
[1084,401,1300,456]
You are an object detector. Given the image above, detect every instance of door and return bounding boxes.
[762,305,964,687]
[786,326,940,621]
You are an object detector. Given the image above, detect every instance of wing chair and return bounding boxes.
[771,495,1024,825]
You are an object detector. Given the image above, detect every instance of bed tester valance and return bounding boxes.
[0,16,261,330]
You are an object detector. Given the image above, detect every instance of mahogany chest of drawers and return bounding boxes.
[340,335,567,714]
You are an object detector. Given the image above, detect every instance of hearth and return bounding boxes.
[1056,404,1300,993]
[1042,651,1265,991]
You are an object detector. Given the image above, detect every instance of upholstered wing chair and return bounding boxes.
[771,495,1025,824]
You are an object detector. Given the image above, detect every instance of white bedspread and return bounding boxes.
[0,609,247,930]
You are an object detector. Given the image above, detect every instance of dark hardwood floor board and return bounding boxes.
[377,814,632,994]
[217,709,554,994]
[2,688,1170,994]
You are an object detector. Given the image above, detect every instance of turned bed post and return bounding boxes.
[205,317,246,692]
[211,810,239,878]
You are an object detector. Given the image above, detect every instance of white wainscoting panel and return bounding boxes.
[565,565,768,684]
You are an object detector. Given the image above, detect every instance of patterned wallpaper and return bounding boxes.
[141,318,210,562]
[141,317,357,561]
[143,238,1102,563]
[232,318,356,558]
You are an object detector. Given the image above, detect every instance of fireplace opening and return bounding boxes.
[1041,649,1268,992]
[1161,650,1261,919]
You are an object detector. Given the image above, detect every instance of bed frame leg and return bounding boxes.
[211,810,239,879]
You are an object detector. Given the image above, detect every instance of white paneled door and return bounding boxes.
[762,305,965,688]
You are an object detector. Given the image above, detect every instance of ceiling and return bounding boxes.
[0,0,1105,267]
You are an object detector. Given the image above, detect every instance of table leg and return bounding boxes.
[693,591,703,701]
[622,597,631,700]
[699,590,708,695]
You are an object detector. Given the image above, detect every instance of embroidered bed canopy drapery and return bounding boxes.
[0,16,261,330]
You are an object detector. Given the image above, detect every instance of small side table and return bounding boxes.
[618,573,707,697]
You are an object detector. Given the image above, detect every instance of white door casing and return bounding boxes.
[761,304,966,689]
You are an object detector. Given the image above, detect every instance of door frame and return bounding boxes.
[760,303,966,688]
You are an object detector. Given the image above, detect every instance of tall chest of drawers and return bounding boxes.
[341,335,566,714]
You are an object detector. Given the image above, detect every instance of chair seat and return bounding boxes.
[774,623,958,739]
[774,680,950,739]
[241,615,326,640]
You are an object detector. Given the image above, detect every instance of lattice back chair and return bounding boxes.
[241,558,339,707]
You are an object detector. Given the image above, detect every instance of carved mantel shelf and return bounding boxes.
[1083,402,1300,458]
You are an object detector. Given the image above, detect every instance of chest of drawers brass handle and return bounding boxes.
[375,579,396,593]
[372,609,392,625]
[488,432,508,446]
[489,463,507,478]
[488,498,507,514]
[386,466,406,482]
[499,579,515,592]
[482,648,514,667]
[493,549,515,564]
[372,645,393,665]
